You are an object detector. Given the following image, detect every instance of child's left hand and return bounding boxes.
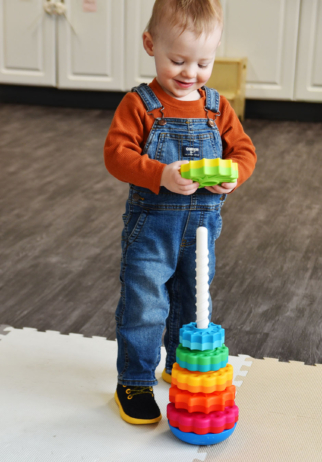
[204,181,237,194]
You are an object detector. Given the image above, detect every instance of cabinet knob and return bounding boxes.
[43,1,67,16]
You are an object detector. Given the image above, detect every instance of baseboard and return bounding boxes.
[245,99,322,122]
[0,84,126,111]
[1,84,321,122]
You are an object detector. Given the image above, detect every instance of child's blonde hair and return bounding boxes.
[146,0,223,39]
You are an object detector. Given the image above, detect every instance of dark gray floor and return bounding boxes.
[1,103,322,364]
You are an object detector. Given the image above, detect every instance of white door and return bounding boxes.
[220,0,301,100]
[125,0,155,91]
[57,0,124,90]
[294,0,322,102]
[0,0,56,86]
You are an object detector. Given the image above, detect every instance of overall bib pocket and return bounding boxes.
[155,132,221,164]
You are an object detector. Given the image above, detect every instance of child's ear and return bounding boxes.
[143,31,154,56]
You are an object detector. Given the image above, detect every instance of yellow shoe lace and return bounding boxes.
[123,386,154,400]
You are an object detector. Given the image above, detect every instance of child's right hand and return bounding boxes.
[160,161,199,195]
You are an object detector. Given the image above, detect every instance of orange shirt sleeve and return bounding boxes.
[104,92,166,195]
[217,96,257,189]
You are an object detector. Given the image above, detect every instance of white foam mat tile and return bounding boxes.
[0,327,251,462]
[229,354,252,389]
[198,357,322,462]
[0,325,13,339]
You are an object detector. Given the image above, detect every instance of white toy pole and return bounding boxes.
[195,227,209,329]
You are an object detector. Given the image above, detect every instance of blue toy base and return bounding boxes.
[168,422,237,446]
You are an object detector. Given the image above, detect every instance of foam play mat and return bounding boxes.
[1,325,322,461]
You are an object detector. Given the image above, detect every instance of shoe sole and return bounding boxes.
[162,369,172,384]
[114,391,162,425]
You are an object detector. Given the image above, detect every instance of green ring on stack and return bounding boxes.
[176,343,229,372]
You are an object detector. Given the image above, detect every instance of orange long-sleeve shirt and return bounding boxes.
[104,78,256,194]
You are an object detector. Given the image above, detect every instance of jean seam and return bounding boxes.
[153,347,162,375]
[161,133,214,139]
[166,280,179,371]
[129,203,220,211]
[155,133,166,161]
[117,330,129,381]
[153,118,220,126]
[120,379,158,385]
[142,121,157,155]
[198,210,206,229]
[116,239,130,380]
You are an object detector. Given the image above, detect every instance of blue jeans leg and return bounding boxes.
[116,207,185,386]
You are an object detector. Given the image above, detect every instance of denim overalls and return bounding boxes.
[116,84,226,386]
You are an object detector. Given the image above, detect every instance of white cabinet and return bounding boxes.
[0,0,321,102]
[0,0,56,86]
[294,0,322,102]
[219,0,301,100]
[0,0,124,90]
[57,0,124,90]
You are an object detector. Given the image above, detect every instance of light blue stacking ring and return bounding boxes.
[179,322,225,351]
[168,422,237,446]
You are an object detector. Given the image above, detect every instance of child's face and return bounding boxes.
[143,22,222,100]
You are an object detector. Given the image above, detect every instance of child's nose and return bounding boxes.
[181,65,196,79]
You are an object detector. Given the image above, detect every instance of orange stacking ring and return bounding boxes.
[171,363,233,393]
[169,384,236,413]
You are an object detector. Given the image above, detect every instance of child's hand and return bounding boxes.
[160,161,199,195]
[204,182,237,194]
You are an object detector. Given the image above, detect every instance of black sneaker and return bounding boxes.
[114,384,162,424]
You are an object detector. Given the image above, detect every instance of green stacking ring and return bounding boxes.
[176,343,229,372]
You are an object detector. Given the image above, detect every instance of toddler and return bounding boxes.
[104,0,256,425]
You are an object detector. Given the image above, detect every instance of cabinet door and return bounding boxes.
[220,0,300,100]
[57,0,124,90]
[0,0,55,86]
[125,0,155,91]
[294,0,322,102]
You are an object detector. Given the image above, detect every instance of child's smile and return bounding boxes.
[174,80,195,89]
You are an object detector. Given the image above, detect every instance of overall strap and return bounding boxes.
[132,83,163,112]
[203,86,220,113]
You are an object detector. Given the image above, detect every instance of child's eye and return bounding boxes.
[198,64,208,68]
[171,60,184,65]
